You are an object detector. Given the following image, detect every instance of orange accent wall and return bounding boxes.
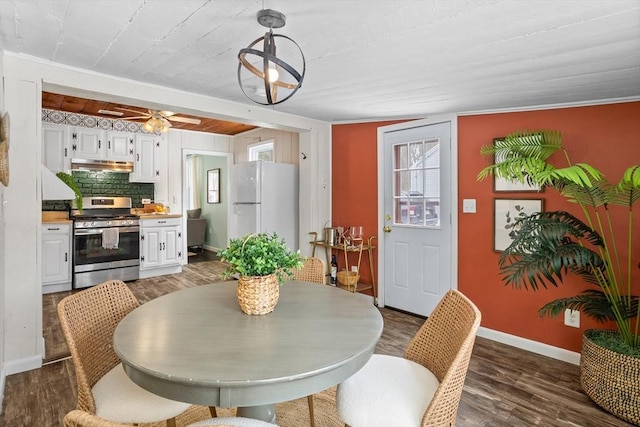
[332,120,404,289]
[459,102,640,352]
[333,102,639,352]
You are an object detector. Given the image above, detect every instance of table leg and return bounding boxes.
[236,404,276,423]
[368,236,378,305]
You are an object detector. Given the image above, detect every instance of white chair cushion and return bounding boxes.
[92,363,191,423]
[189,416,277,427]
[336,354,440,427]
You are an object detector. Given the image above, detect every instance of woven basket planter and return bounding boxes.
[580,329,640,426]
[236,274,279,315]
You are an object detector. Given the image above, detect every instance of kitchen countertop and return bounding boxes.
[137,213,183,219]
[42,211,72,223]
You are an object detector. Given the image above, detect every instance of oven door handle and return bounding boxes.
[74,227,140,235]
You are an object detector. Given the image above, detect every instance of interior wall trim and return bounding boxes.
[3,354,42,376]
[477,326,581,366]
[458,96,640,117]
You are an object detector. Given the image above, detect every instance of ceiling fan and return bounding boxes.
[103,107,201,133]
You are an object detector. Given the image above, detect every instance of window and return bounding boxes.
[248,140,274,162]
[393,138,441,228]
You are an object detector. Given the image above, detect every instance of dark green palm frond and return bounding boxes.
[500,243,604,291]
[538,290,619,323]
[505,211,604,249]
[498,212,605,290]
[538,289,639,322]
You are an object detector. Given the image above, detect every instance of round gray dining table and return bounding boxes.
[113,280,383,422]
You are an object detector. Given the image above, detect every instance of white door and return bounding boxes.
[140,228,162,269]
[381,120,453,316]
[163,226,182,266]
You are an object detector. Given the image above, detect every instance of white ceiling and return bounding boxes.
[1,0,639,123]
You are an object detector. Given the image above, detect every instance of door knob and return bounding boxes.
[383,226,392,233]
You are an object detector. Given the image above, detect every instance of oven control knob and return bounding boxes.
[91,222,96,227]
[107,221,112,226]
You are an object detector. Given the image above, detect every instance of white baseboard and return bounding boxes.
[0,363,5,415]
[3,354,43,376]
[478,326,581,365]
[203,244,220,253]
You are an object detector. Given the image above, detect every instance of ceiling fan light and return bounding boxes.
[142,120,155,133]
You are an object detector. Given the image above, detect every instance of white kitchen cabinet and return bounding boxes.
[139,217,183,278]
[130,134,160,183]
[71,127,104,159]
[42,223,72,294]
[70,127,135,162]
[105,131,135,161]
[42,123,71,172]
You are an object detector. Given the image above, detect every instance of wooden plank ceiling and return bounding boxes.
[42,92,257,136]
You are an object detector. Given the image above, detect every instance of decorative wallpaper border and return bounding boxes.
[42,109,153,134]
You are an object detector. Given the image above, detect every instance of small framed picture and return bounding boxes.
[493,137,543,192]
[494,198,543,252]
[207,169,220,204]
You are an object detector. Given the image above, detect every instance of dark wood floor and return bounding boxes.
[2,253,632,426]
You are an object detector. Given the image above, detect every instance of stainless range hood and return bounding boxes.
[71,158,134,173]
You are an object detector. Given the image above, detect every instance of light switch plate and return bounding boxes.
[142,198,151,204]
[462,199,477,213]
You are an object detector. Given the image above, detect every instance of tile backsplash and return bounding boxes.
[42,171,154,211]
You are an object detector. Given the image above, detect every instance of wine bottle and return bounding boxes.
[330,254,338,286]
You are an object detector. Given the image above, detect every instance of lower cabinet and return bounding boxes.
[139,217,183,278]
[42,223,72,294]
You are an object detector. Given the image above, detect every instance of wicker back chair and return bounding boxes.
[63,409,278,427]
[292,257,325,284]
[291,256,326,427]
[336,289,481,427]
[57,280,190,425]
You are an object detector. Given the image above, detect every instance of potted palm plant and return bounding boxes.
[478,129,639,425]
[218,232,303,315]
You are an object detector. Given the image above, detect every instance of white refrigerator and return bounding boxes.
[229,160,299,251]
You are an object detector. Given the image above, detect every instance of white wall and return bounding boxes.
[233,127,300,164]
[0,50,6,408]
[0,53,332,377]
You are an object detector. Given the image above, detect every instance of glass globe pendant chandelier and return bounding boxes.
[237,9,305,105]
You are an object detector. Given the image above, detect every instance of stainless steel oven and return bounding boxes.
[71,197,140,289]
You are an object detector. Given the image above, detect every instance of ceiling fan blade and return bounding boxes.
[114,106,150,116]
[97,109,124,117]
[121,116,150,120]
[166,116,201,125]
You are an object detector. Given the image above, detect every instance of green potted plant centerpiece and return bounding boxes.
[218,232,303,315]
[478,129,639,424]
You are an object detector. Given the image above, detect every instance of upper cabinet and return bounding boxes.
[71,128,134,161]
[106,131,135,161]
[130,133,160,183]
[71,127,103,158]
[42,118,157,180]
[42,123,71,173]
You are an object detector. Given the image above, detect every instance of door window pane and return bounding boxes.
[392,138,441,228]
